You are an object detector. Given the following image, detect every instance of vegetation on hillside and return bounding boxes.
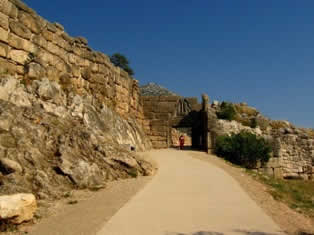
[110,53,134,76]
[215,131,272,169]
[216,101,236,121]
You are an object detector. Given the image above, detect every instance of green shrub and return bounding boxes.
[216,102,236,121]
[215,131,271,168]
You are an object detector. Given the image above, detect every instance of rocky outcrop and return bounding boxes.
[140,82,178,96]
[0,76,155,201]
[0,193,37,224]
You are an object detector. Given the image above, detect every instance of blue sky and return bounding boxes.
[25,0,314,128]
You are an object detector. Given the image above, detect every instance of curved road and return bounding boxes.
[98,149,285,235]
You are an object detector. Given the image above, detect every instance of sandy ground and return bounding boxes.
[98,149,285,235]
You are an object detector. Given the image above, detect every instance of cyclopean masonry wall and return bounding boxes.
[0,0,144,124]
[203,99,314,181]
[142,96,202,149]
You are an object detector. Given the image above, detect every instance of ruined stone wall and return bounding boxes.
[271,130,314,180]
[205,107,314,180]
[0,0,144,123]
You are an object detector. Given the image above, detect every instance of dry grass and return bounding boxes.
[270,120,290,129]
[246,170,314,218]
[234,104,259,117]
[234,114,252,127]
[304,129,314,138]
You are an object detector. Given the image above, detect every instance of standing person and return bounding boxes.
[179,135,185,150]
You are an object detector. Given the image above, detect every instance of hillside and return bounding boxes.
[140,82,179,96]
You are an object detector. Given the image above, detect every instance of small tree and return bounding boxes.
[216,102,236,121]
[110,53,134,76]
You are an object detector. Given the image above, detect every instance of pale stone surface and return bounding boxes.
[59,158,103,188]
[0,158,22,174]
[8,32,36,53]
[18,11,41,34]
[0,26,8,43]
[0,193,37,224]
[0,12,9,30]
[27,62,46,79]
[9,49,28,64]
[0,41,9,57]
[9,19,32,39]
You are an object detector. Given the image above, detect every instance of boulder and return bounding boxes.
[59,158,103,188]
[33,78,63,104]
[0,194,37,224]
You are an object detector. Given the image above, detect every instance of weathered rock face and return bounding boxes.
[0,77,154,201]
[0,193,37,224]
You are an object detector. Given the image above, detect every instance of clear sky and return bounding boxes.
[24,0,314,128]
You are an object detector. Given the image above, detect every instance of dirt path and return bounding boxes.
[98,149,285,235]
[28,177,152,235]
[189,151,314,234]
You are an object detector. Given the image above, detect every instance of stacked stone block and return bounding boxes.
[0,0,144,123]
[142,96,180,148]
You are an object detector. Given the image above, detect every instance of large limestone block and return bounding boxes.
[0,193,37,224]
[8,33,36,53]
[0,26,8,43]
[68,53,79,64]
[55,36,71,51]
[11,0,36,15]
[18,11,42,34]
[0,57,17,74]
[47,41,62,56]
[27,62,46,79]
[0,42,9,57]
[59,159,103,188]
[9,49,28,64]
[0,12,9,30]
[9,20,31,39]
[0,0,18,18]
[37,50,54,65]
[33,78,62,103]
[32,34,48,49]
[42,29,55,42]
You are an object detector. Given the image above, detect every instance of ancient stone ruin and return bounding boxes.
[141,93,314,181]
[0,0,313,226]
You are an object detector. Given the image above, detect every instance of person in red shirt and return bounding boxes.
[179,135,185,150]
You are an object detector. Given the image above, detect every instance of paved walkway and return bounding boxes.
[98,149,285,235]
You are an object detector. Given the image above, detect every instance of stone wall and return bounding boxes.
[142,96,202,149]
[204,103,314,180]
[0,0,144,123]
[270,129,314,180]
[142,96,180,148]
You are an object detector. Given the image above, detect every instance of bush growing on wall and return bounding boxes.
[216,102,236,121]
[215,131,272,169]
